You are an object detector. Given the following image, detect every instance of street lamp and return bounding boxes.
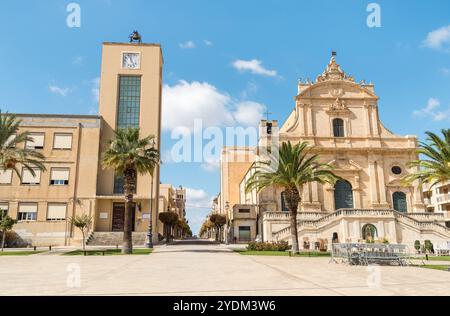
[145,139,158,249]
[145,174,154,249]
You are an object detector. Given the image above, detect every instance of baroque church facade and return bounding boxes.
[220,54,450,249]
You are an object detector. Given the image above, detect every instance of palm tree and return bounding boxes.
[102,128,159,254]
[245,141,339,254]
[0,111,46,177]
[402,129,450,188]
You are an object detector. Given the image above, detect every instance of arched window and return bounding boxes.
[393,192,408,213]
[362,224,378,241]
[334,180,354,210]
[281,191,289,212]
[333,118,345,137]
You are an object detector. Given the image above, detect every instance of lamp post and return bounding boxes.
[145,174,154,249]
[145,139,158,249]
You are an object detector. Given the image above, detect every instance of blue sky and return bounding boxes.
[1,0,450,234]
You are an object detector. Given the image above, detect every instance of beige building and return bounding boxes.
[158,184,186,239]
[220,54,450,248]
[423,181,450,225]
[0,39,164,246]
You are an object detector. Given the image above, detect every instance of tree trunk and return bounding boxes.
[122,168,136,255]
[82,232,85,252]
[285,186,301,254]
[1,230,5,252]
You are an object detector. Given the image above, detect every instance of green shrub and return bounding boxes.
[424,240,434,253]
[247,241,291,252]
[414,240,421,252]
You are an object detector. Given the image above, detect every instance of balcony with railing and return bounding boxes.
[437,194,450,204]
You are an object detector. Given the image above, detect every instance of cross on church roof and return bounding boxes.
[332,51,337,57]
[264,110,272,121]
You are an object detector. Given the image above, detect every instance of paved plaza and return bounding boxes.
[0,240,449,296]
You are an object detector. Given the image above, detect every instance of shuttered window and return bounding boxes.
[25,133,45,149]
[53,134,72,150]
[21,168,41,185]
[0,203,8,217]
[50,168,69,185]
[0,169,12,184]
[47,204,67,221]
[18,203,38,221]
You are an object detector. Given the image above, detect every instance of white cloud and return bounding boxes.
[232,59,278,77]
[233,101,266,127]
[423,25,450,51]
[163,80,234,131]
[49,85,71,97]
[204,40,213,46]
[73,56,85,65]
[439,68,450,76]
[162,80,266,133]
[201,159,220,172]
[413,98,450,121]
[179,41,196,49]
[91,77,100,102]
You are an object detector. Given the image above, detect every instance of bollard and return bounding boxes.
[49,246,52,251]
[426,254,429,261]
[33,246,37,251]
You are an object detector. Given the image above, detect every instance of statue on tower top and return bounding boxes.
[129,30,142,43]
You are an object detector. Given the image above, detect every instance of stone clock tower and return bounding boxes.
[96,39,164,243]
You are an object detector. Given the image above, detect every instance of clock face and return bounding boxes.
[122,52,140,69]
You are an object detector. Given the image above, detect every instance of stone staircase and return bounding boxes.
[272,209,450,242]
[86,232,148,246]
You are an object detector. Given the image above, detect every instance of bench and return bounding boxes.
[83,249,107,256]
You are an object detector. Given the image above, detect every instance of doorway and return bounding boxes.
[112,203,136,232]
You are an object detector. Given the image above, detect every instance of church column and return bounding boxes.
[298,104,307,136]
[302,183,311,211]
[368,157,379,207]
[305,104,314,136]
[353,175,362,209]
[376,159,388,206]
[364,103,372,137]
[411,165,426,212]
[370,107,380,136]
[311,182,320,203]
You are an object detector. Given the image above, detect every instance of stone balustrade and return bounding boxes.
[271,209,450,241]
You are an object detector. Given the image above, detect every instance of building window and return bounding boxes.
[21,168,41,185]
[25,133,45,150]
[281,191,289,212]
[18,203,38,221]
[114,174,136,194]
[0,169,13,185]
[238,226,251,242]
[393,192,408,213]
[0,203,8,217]
[47,203,67,221]
[117,76,141,129]
[114,174,124,194]
[332,118,345,137]
[391,166,402,175]
[50,168,69,186]
[334,180,354,210]
[53,134,73,150]
[239,208,250,213]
